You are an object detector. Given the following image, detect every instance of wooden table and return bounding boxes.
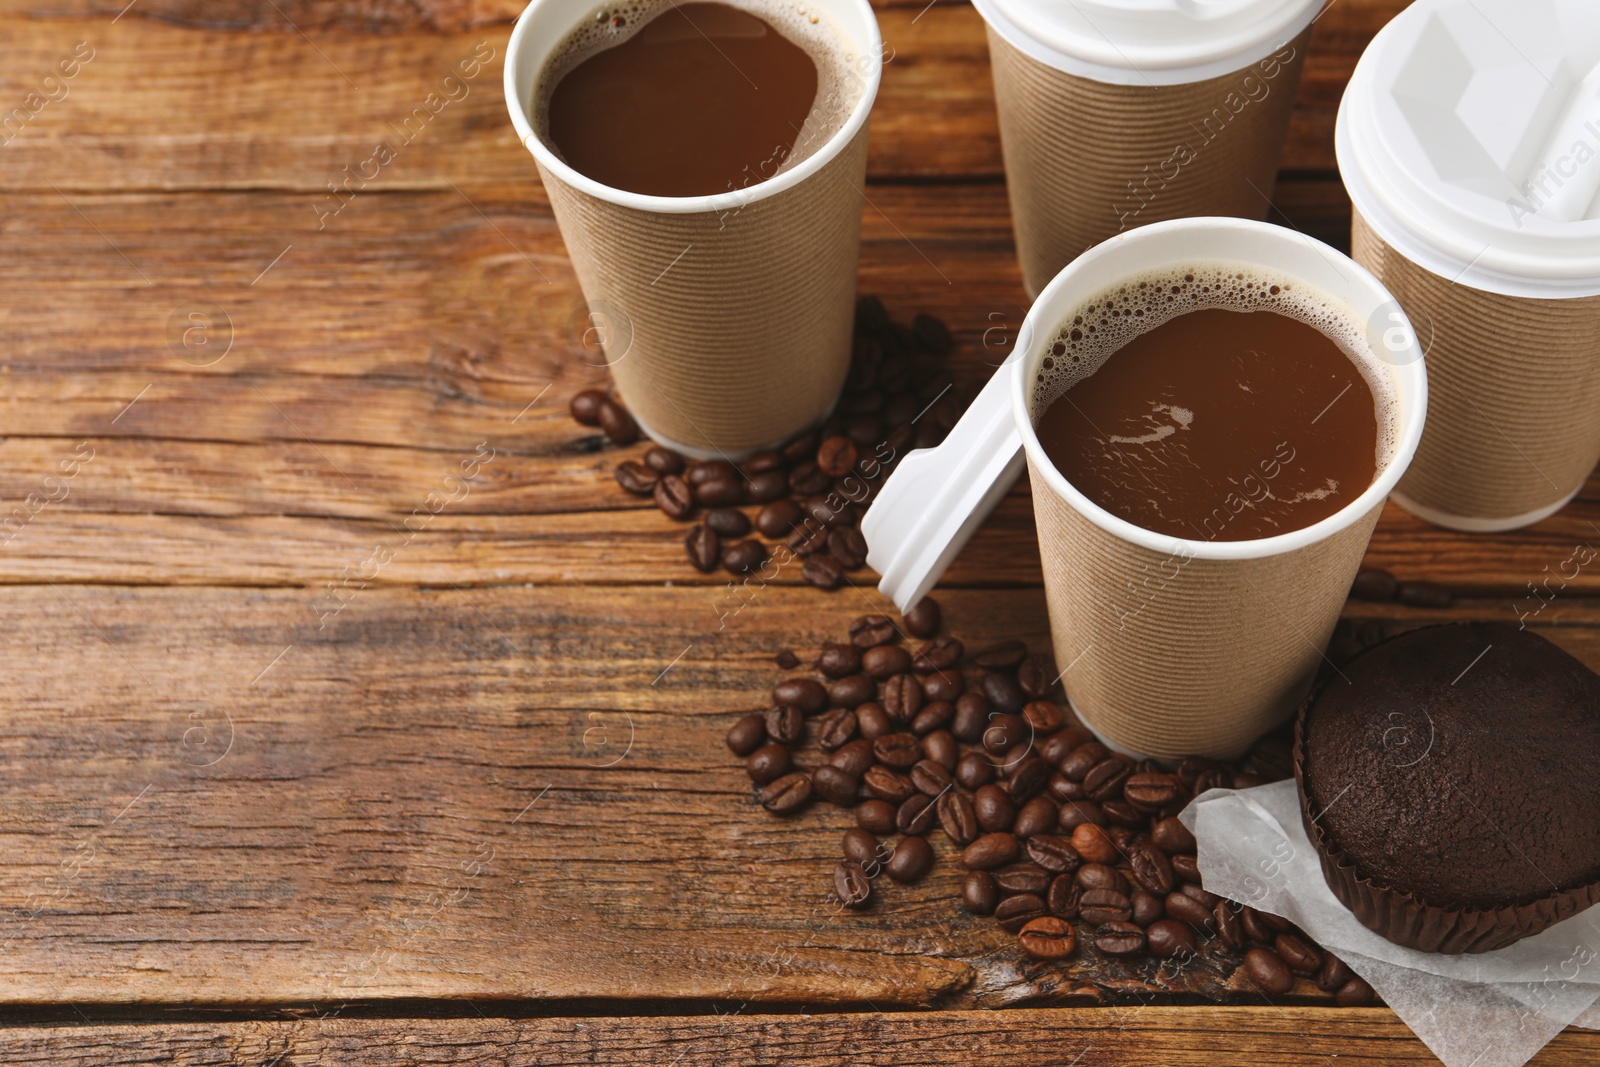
[2,0,1597,1061]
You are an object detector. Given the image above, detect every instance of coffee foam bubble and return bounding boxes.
[1029,262,1401,471]
[532,1,865,191]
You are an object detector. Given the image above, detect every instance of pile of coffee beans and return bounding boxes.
[569,296,967,589]
[725,601,1377,1006]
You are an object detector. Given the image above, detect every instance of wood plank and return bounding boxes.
[0,2,1402,190]
[0,1009,1596,1065]
[0,582,1594,1007]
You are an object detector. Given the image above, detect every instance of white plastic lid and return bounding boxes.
[974,0,1322,86]
[1338,0,1600,297]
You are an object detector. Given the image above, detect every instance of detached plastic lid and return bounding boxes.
[977,0,1322,85]
[1338,0,1600,297]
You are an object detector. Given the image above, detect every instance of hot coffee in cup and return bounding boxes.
[504,0,882,458]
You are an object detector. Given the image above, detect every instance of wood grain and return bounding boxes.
[1,1009,1596,1065]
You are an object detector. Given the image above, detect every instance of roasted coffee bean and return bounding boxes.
[695,473,744,508]
[704,507,750,539]
[1130,889,1165,928]
[801,553,844,589]
[1232,771,1269,790]
[746,743,791,785]
[834,861,871,909]
[1171,853,1202,884]
[760,772,811,814]
[842,827,880,868]
[993,866,1052,897]
[1396,578,1452,608]
[1025,834,1081,874]
[1194,767,1230,796]
[1060,742,1109,782]
[1013,796,1059,839]
[1070,823,1118,864]
[952,693,990,741]
[654,474,694,519]
[829,673,877,709]
[1165,891,1216,935]
[1093,921,1146,957]
[1076,863,1127,894]
[972,640,1028,670]
[638,445,683,476]
[1215,901,1245,949]
[1146,919,1198,960]
[1101,799,1144,828]
[686,460,736,487]
[1048,774,1086,803]
[597,398,639,444]
[756,499,803,538]
[1151,816,1197,855]
[963,870,1000,915]
[1128,842,1175,895]
[855,294,891,333]
[745,469,789,504]
[995,892,1048,933]
[788,461,831,496]
[911,312,953,355]
[856,703,893,740]
[1021,701,1064,735]
[912,637,963,673]
[881,674,924,722]
[921,729,957,769]
[772,677,828,715]
[827,527,868,570]
[1124,772,1181,813]
[862,644,913,680]
[873,732,922,770]
[1058,800,1107,831]
[812,764,860,807]
[615,460,658,495]
[982,712,1026,756]
[817,643,862,679]
[1039,726,1090,766]
[1019,916,1075,960]
[1048,874,1083,919]
[962,831,1020,870]
[921,670,964,702]
[1016,655,1056,700]
[886,834,934,883]
[1316,953,1353,994]
[857,798,896,835]
[850,614,900,648]
[781,428,821,464]
[723,538,768,575]
[1275,933,1323,975]
[972,785,1015,833]
[1335,976,1375,1007]
[569,389,607,426]
[911,759,953,797]
[1109,826,1138,850]
[896,793,937,835]
[1079,888,1133,926]
[903,597,941,638]
[911,700,955,735]
[981,672,1027,713]
[725,712,767,757]
[863,765,916,804]
[1005,756,1052,802]
[1084,758,1133,801]
[816,708,858,751]
[1241,906,1274,946]
[937,792,979,846]
[829,738,876,777]
[1243,947,1295,994]
[764,705,805,745]
[685,525,721,573]
[955,751,996,790]
[1350,567,1397,601]
[816,435,859,478]
[1179,883,1220,909]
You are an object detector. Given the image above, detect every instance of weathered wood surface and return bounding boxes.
[1,1009,1596,1066]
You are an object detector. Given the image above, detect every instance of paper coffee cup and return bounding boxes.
[504,0,882,458]
[975,0,1320,298]
[1338,0,1600,532]
[1016,220,1427,760]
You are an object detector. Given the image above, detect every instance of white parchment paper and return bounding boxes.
[1181,782,1600,1067]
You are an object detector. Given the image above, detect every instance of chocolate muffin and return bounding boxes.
[1295,622,1600,953]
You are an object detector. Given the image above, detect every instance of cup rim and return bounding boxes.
[502,0,883,215]
[1009,216,1428,562]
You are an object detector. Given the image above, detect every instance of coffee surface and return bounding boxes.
[546,2,821,197]
[1035,306,1378,541]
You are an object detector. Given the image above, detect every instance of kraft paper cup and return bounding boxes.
[1012,218,1427,760]
[975,0,1316,298]
[504,0,881,458]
